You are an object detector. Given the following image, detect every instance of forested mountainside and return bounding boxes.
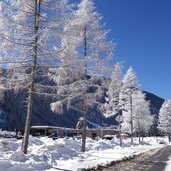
[144,91,165,118]
[0,67,164,131]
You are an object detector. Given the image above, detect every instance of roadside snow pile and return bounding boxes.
[164,154,171,171]
[0,135,168,171]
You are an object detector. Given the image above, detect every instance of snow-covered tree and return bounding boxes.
[0,0,72,154]
[158,100,171,142]
[103,63,123,146]
[119,67,139,145]
[63,0,114,78]
[120,68,153,144]
[63,0,114,152]
[104,63,123,117]
[131,90,153,143]
[0,1,14,64]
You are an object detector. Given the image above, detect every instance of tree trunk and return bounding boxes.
[21,82,34,154]
[21,0,41,154]
[168,135,171,142]
[130,90,133,145]
[118,114,122,147]
[141,136,144,141]
[81,110,87,152]
[81,27,87,152]
[138,133,141,144]
[119,131,122,147]
[138,121,141,144]
[83,27,87,77]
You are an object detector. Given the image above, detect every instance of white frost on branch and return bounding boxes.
[121,90,153,134]
[61,0,114,78]
[103,63,123,118]
[50,101,64,114]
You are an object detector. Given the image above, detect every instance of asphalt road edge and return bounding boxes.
[82,147,164,171]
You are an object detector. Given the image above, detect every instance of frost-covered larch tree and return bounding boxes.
[104,62,123,146]
[62,0,114,152]
[0,0,72,154]
[131,90,153,143]
[0,1,14,64]
[119,67,139,145]
[158,100,171,142]
[64,0,114,77]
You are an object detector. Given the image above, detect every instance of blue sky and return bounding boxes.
[93,0,171,99]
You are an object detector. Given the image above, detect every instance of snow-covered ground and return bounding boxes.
[0,133,168,171]
[164,154,171,171]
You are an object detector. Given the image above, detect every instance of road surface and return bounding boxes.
[100,146,171,171]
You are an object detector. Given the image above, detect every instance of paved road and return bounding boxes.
[101,146,171,171]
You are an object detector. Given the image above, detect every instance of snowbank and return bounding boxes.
[0,135,168,171]
[163,153,171,171]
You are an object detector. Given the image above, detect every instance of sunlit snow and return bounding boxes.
[0,133,168,171]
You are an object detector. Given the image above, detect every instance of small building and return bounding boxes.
[16,126,119,138]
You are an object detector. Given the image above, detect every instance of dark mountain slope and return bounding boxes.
[0,68,165,131]
[144,91,165,116]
